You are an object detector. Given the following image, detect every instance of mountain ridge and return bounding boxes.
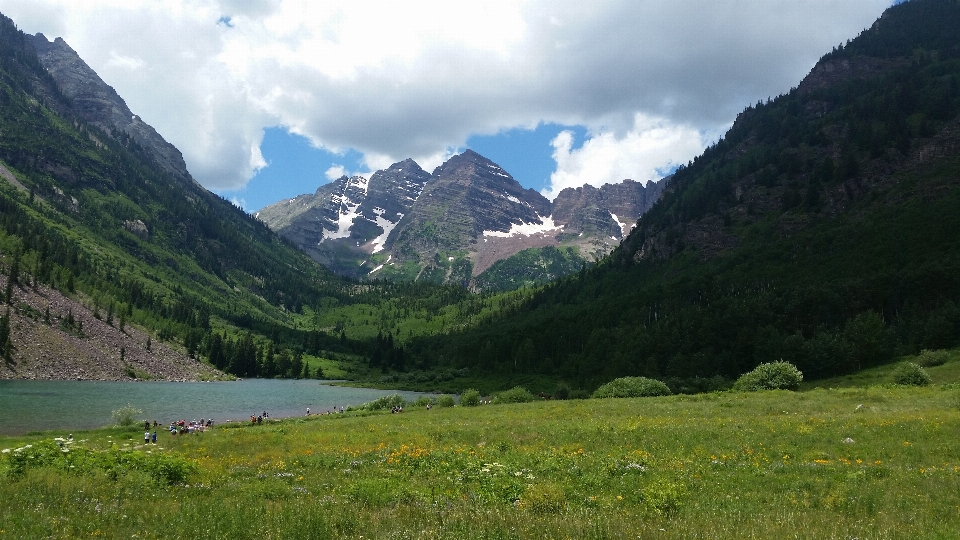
[28,33,197,186]
[258,149,666,289]
[402,0,960,388]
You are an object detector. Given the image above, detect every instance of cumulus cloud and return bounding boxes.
[0,0,891,193]
[324,165,346,181]
[545,114,714,199]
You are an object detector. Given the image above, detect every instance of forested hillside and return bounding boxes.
[405,0,960,392]
[0,13,450,379]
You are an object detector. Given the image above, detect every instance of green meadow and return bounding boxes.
[3,373,960,539]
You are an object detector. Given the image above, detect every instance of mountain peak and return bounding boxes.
[28,32,196,185]
[260,149,665,288]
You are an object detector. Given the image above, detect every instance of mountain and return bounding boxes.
[256,159,431,275]
[28,33,195,185]
[259,149,666,290]
[0,16,378,380]
[404,0,960,391]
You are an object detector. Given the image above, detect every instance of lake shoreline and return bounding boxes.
[0,379,428,436]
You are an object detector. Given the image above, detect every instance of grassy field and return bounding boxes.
[2,378,959,539]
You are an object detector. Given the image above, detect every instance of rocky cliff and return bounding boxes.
[29,33,196,185]
[259,150,667,288]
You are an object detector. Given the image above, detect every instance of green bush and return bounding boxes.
[592,377,672,399]
[111,404,142,427]
[492,386,536,404]
[916,349,950,367]
[554,383,571,400]
[733,361,803,392]
[460,388,481,407]
[892,362,932,386]
[436,394,456,408]
[412,396,435,408]
[361,394,406,411]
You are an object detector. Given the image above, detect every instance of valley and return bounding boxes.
[0,0,958,398]
[2,0,960,536]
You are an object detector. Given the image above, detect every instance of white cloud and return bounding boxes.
[0,0,892,192]
[544,114,716,199]
[324,165,346,181]
[105,51,143,70]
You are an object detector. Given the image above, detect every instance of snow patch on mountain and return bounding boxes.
[483,216,560,238]
[368,255,392,275]
[370,208,402,254]
[610,212,627,236]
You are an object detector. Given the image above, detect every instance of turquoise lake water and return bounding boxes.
[0,379,427,435]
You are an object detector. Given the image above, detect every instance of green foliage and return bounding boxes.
[473,246,589,292]
[640,479,687,517]
[359,394,406,411]
[110,405,141,427]
[892,362,932,386]
[592,376,672,399]
[435,394,456,408]
[411,396,435,408]
[4,384,960,538]
[734,362,803,392]
[916,349,950,367]
[398,0,960,391]
[492,386,536,404]
[521,483,566,514]
[460,388,481,406]
[3,437,196,485]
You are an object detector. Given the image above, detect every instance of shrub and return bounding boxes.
[733,361,803,392]
[460,388,481,407]
[663,375,732,395]
[492,386,536,404]
[554,383,571,400]
[412,396,435,408]
[592,377,672,399]
[436,394,456,408]
[569,389,591,400]
[111,404,142,427]
[916,349,950,367]
[892,362,932,386]
[361,394,406,411]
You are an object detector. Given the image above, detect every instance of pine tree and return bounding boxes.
[0,308,10,362]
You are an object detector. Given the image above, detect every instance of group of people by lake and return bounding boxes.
[137,419,211,444]
[250,411,270,424]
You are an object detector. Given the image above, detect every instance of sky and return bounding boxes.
[0,0,894,211]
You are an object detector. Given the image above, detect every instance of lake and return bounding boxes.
[0,379,429,436]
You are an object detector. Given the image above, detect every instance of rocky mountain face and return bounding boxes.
[28,33,196,185]
[256,160,431,275]
[259,150,666,288]
[552,179,667,241]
